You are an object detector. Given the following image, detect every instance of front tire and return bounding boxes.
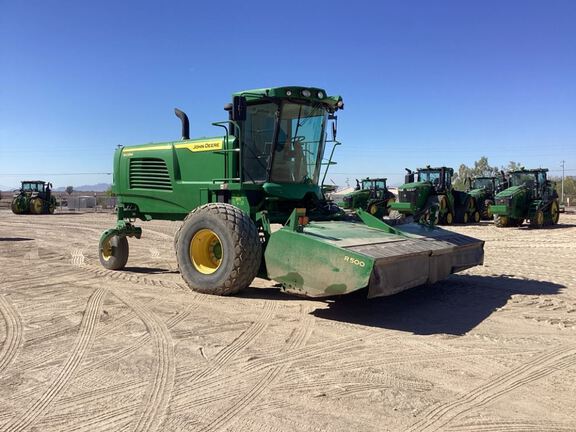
[99,235,129,270]
[176,203,262,296]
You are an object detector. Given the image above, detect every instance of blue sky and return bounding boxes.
[1,0,575,189]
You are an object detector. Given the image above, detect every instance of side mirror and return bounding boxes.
[329,114,337,141]
[232,96,247,121]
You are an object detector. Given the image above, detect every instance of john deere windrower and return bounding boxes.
[99,86,484,298]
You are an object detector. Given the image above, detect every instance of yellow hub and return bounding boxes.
[101,239,113,261]
[445,212,453,224]
[190,229,223,274]
[369,204,378,215]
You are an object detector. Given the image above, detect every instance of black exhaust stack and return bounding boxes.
[404,168,414,184]
[174,108,190,140]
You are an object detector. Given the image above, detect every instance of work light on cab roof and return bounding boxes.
[99,85,483,299]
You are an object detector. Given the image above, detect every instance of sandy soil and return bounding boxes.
[0,210,575,432]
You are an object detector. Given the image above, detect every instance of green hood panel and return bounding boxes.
[398,182,431,190]
[496,185,525,199]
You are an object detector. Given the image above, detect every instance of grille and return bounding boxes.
[129,158,172,191]
[399,189,418,205]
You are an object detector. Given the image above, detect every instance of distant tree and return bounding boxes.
[504,161,523,172]
[549,175,576,205]
[65,186,74,195]
[453,156,499,190]
[105,186,115,197]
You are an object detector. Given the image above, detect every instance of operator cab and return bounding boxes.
[471,177,496,192]
[509,169,548,199]
[361,178,388,199]
[21,181,49,193]
[417,167,453,192]
[233,87,343,189]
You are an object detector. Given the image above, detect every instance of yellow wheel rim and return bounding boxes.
[463,213,469,223]
[101,238,113,262]
[551,201,559,224]
[446,212,453,224]
[190,229,223,274]
[369,204,378,215]
[474,212,480,223]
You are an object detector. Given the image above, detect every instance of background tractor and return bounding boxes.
[390,166,480,225]
[341,177,396,217]
[11,181,57,214]
[467,173,508,220]
[99,86,484,299]
[490,168,559,228]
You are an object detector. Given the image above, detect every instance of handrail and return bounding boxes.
[321,141,341,188]
[212,120,242,183]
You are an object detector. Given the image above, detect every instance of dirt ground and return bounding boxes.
[0,210,575,432]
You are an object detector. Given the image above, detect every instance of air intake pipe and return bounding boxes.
[174,108,190,140]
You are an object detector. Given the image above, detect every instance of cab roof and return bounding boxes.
[233,86,343,110]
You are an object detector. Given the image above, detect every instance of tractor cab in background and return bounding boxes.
[491,168,559,228]
[468,174,508,220]
[341,177,396,217]
[11,180,57,214]
[391,166,480,225]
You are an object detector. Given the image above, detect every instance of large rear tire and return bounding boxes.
[29,198,43,215]
[529,210,544,228]
[495,214,509,228]
[472,210,481,223]
[176,203,262,296]
[11,199,20,214]
[549,200,560,225]
[99,235,129,270]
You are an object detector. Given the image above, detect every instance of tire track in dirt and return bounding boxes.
[174,300,277,389]
[409,345,576,432]
[448,419,576,431]
[77,295,201,380]
[113,290,175,432]
[80,264,185,291]
[0,295,23,376]
[195,306,315,432]
[168,300,279,419]
[0,287,107,432]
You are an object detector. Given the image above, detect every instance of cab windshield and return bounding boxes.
[472,178,494,190]
[270,102,327,184]
[510,172,536,187]
[418,170,441,184]
[22,182,42,191]
[362,180,386,190]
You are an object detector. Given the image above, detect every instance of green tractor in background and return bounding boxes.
[99,86,484,299]
[390,166,480,225]
[11,180,57,214]
[467,173,508,220]
[490,168,559,228]
[341,177,396,217]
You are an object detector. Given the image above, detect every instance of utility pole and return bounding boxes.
[561,160,565,204]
